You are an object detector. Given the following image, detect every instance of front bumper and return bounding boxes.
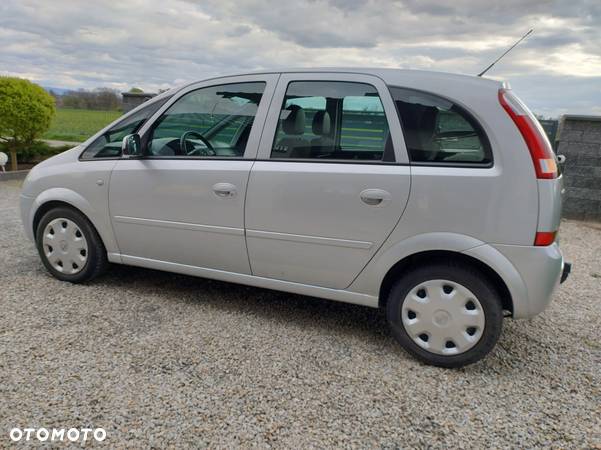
[19,193,35,242]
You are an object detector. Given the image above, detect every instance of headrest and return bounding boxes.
[397,102,438,132]
[282,104,306,135]
[417,106,438,142]
[420,106,438,130]
[312,110,331,136]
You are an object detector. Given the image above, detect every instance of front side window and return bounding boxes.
[147,82,265,158]
[271,81,392,161]
[80,96,171,159]
[390,87,491,164]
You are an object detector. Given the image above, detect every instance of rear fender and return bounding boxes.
[350,232,485,296]
[349,232,528,317]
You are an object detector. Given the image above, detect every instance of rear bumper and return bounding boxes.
[465,242,564,319]
[492,242,563,318]
[561,261,572,284]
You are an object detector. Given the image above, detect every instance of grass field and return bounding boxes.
[43,108,122,142]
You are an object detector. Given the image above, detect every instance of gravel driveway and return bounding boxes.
[1,180,599,448]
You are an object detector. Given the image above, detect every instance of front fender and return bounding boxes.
[28,187,120,258]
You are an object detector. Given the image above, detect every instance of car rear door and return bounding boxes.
[245,72,411,289]
[108,74,277,274]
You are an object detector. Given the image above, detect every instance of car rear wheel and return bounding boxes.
[386,261,503,368]
[36,207,108,283]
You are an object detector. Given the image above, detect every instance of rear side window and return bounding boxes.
[271,81,392,162]
[390,87,491,165]
[340,95,389,154]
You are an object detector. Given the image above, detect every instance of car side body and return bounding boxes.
[20,68,567,366]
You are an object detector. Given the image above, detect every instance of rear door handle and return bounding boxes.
[360,189,391,206]
[212,182,237,198]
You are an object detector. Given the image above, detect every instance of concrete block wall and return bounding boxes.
[121,92,156,112]
[556,115,601,221]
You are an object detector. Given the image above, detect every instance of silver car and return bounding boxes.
[20,68,570,367]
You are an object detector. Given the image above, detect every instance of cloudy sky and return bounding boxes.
[1,0,600,117]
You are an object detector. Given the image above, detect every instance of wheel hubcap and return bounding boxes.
[42,218,88,275]
[401,279,485,356]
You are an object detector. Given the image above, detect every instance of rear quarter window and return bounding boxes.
[389,87,492,165]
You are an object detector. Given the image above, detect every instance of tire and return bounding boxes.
[386,261,503,368]
[35,206,109,283]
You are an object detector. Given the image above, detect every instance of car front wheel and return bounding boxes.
[386,261,503,368]
[36,206,108,283]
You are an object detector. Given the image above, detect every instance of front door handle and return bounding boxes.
[360,189,391,206]
[212,182,237,198]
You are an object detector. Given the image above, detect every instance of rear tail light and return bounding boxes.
[498,88,558,179]
[534,231,556,246]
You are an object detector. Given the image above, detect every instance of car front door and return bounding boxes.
[245,73,411,289]
[108,75,277,274]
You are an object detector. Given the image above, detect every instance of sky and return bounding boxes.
[1,0,600,118]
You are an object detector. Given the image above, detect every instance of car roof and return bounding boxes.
[173,67,504,97]
[249,67,498,82]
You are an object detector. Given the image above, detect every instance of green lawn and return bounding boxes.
[43,108,122,142]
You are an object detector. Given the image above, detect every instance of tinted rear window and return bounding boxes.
[389,87,492,165]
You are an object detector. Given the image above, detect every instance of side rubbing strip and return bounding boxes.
[113,216,244,236]
[246,229,373,249]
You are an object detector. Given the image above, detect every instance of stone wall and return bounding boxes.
[556,115,601,221]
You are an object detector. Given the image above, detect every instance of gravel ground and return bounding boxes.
[1,179,599,448]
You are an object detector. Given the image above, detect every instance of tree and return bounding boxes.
[95,88,121,110]
[129,87,144,93]
[60,88,121,111]
[0,77,55,171]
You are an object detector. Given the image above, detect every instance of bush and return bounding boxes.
[7,141,74,163]
[0,140,72,164]
[0,77,55,170]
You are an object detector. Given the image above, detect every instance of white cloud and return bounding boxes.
[520,43,601,77]
[0,0,600,116]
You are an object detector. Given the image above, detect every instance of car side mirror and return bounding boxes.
[122,134,141,158]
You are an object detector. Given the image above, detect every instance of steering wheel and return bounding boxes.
[180,131,215,156]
